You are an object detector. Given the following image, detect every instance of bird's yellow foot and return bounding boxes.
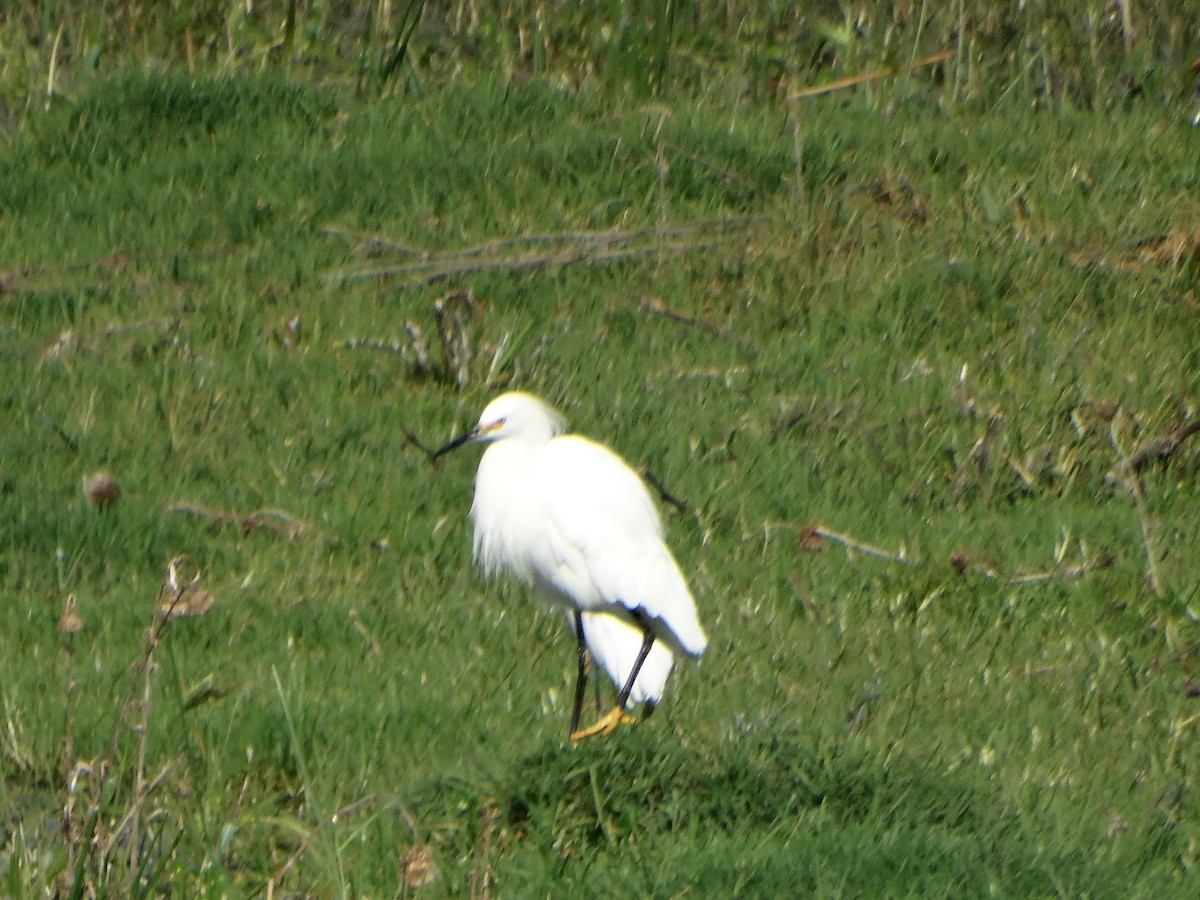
[570,706,637,740]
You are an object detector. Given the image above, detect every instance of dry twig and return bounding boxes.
[321,223,430,256]
[0,253,131,297]
[166,502,321,540]
[339,237,731,285]
[804,524,1105,585]
[640,469,688,515]
[406,428,441,465]
[811,526,909,563]
[327,217,761,286]
[1104,418,1200,484]
[790,51,952,100]
[637,294,753,354]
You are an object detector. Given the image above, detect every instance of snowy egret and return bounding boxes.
[434,391,707,739]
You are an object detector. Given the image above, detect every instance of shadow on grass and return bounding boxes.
[407,725,1195,895]
[406,727,1097,894]
[502,727,983,840]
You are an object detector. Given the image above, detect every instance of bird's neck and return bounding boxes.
[469,438,542,581]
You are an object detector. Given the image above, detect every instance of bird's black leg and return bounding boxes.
[569,610,588,735]
[613,610,657,711]
[592,659,604,713]
[570,610,656,740]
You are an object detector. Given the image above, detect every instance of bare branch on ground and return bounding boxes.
[790,51,952,100]
[800,523,1107,584]
[1105,417,1200,483]
[637,293,754,354]
[166,502,323,541]
[326,217,762,286]
[640,468,688,515]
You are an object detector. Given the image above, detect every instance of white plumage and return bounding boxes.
[435,390,706,738]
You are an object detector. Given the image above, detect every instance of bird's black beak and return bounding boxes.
[432,429,477,461]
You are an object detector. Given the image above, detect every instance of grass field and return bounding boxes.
[2,3,1200,897]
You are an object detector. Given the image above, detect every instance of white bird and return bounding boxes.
[434,391,707,739]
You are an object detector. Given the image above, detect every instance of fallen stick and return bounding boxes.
[811,526,909,563]
[326,216,763,285]
[332,237,734,285]
[808,524,1104,584]
[327,217,758,262]
[1004,560,1105,584]
[442,217,756,259]
[636,294,754,356]
[1105,418,1200,483]
[321,224,430,256]
[790,51,952,100]
[166,503,320,540]
[638,294,725,338]
[640,468,688,515]
[407,428,441,465]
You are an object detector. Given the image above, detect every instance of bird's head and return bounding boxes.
[433,391,567,459]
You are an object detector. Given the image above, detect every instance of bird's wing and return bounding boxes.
[534,435,707,657]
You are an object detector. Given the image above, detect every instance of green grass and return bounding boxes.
[2,20,1199,899]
